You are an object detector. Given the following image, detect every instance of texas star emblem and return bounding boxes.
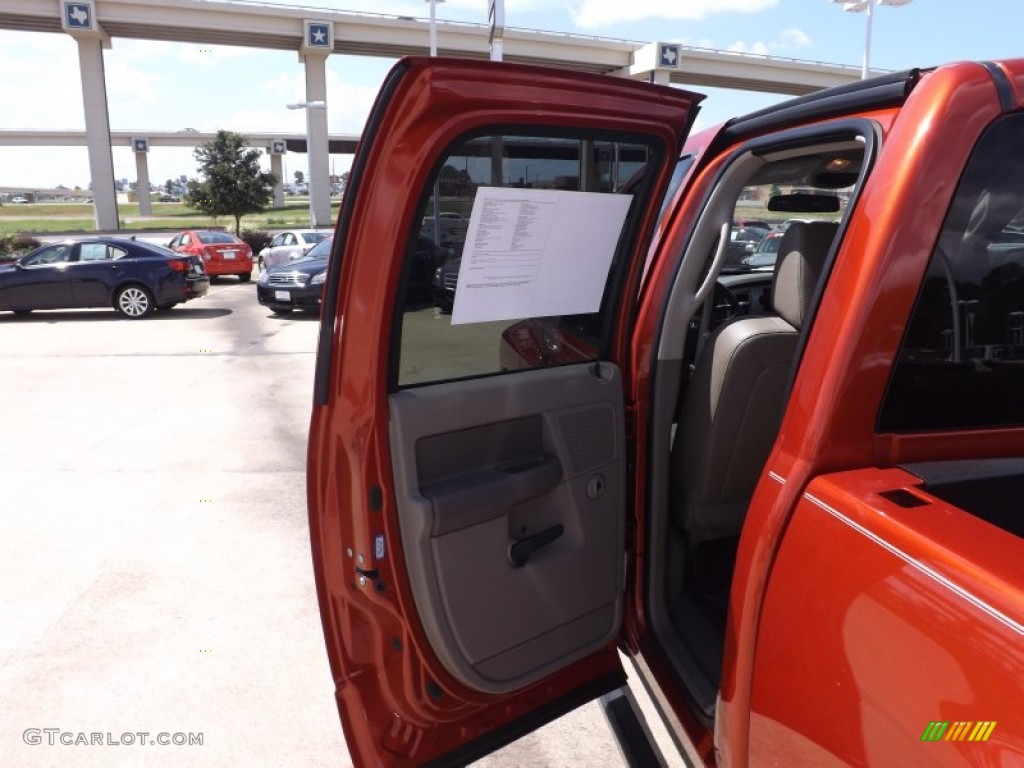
[308,23,330,47]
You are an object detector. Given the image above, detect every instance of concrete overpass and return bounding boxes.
[0,130,359,153]
[1,0,866,229]
[0,130,362,212]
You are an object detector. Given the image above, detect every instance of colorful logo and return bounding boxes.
[921,721,996,742]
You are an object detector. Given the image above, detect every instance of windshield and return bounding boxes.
[755,234,783,254]
[301,236,333,260]
[197,232,239,244]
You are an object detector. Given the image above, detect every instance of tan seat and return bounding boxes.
[671,221,838,547]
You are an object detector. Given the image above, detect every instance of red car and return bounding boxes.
[167,230,252,281]
[307,57,1024,766]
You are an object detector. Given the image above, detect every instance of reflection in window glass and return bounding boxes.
[394,134,657,388]
[880,114,1024,431]
[197,232,238,244]
[79,243,109,261]
[24,245,71,265]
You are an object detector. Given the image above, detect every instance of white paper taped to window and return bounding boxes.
[450,187,633,325]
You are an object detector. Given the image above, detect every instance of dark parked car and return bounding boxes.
[432,252,460,312]
[725,225,765,265]
[257,236,333,315]
[256,235,444,316]
[0,238,209,318]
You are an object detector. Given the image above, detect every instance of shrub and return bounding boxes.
[0,233,41,260]
[239,227,271,254]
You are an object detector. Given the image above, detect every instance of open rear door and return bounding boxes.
[308,57,700,767]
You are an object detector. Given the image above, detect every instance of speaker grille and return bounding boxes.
[559,408,615,473]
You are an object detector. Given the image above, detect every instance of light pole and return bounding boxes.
[425,1,445,245]
[425,0,444,57]
[489,0,504,62]
[831,0,912,80]
[286,100,327,227]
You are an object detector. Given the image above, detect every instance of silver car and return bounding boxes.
[257,230,328,271]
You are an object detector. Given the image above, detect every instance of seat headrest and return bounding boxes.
[771,221,838,329]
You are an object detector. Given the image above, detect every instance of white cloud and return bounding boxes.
[323,82,382,134]
[176,43,261,68]
[263,72,308,101]
[567,0,778,29]
[111,39,173,62]
[777,28,811,49]
[0,36,82,130]
[723,28,811,58]
[728,41,770,55]
[107,68,169,116]
[313,0,547,13]
[212,74,380,136]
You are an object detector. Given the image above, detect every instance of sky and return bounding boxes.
[1,0,1022,191]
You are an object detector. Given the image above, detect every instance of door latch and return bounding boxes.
[508,524,564,568]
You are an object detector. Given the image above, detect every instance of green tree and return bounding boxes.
[187,130,276,235]
[293,170,304,186]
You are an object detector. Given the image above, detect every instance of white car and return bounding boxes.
[9,196,28,204]
[257,230,328,271]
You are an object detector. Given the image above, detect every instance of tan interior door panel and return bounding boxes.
[389,363,625,694]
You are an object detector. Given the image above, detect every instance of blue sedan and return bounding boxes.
[0,238,210,318]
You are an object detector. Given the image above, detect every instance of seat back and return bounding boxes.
[672,221,838,546]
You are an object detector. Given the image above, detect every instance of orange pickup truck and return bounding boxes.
[307,56,1023,766]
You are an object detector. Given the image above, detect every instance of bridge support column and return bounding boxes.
[303,55,331,228]
[133,139,152,215]
[270,153,285,208]
[299,20,334,229]
[75,37,119,230]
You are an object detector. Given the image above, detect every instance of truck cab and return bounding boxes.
[307,57,1024,766]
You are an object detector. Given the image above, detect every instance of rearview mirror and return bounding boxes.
[768,193,841,213]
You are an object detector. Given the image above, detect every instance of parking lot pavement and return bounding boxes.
[0,284,682,768]
[0,283,344,767]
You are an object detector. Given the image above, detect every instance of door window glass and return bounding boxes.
[23,245,72,266]
[392,132,662,388]
[79,243,110,261]
[880,114,1024,431]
